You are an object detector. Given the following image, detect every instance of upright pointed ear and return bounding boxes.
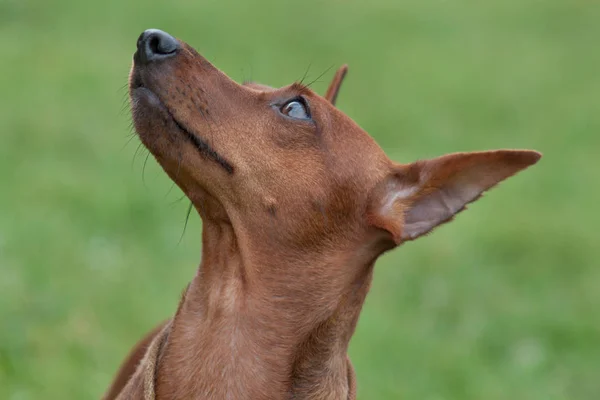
[324,64,348,105]
[367,150,542,244]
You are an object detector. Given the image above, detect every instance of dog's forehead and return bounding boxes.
[242,81,276,92]
[241,81,314,97]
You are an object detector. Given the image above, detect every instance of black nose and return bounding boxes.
[136,29,179,64]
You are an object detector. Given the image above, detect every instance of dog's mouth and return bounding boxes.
[130,69,234,174]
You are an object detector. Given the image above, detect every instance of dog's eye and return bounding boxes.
[280,98,310,120]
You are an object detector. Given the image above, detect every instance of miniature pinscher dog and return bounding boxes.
[104,29,541,399]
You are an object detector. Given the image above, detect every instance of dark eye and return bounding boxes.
[280,98,311,120]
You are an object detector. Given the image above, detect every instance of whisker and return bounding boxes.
[177,202,194,245]
[175,149,183,180]
[169,193,187,206]
[141,151,151,187]
[119,102,131,117]
[131,141,145,170]
[117,81,129,93]
[299,61,312,86]
[164,181,178,199]
[119,105,129,115]
[120,133,138,152]
[305,65,335,89]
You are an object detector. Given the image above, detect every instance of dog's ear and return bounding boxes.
[324,65,348,105]
[367,150,541,244]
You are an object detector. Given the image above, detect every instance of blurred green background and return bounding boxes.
[1,0,599,398]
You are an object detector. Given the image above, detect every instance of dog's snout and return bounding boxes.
[136,29,179,64]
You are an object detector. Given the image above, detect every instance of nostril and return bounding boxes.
[136,29,179,64]
[148,36,161,54]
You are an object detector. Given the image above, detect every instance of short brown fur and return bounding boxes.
[104,31,541,399]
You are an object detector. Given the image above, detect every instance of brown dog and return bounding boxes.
[104,29,541,399]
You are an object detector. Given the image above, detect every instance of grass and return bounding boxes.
[1,0,599,398]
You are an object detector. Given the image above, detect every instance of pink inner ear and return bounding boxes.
[387,150,541,242]
[403,181,483,240]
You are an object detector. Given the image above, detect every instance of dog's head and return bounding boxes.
[129,29,540,257]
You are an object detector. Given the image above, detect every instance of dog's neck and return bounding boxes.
[155,214,376,399]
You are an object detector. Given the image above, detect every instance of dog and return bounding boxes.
[104,29,541,399]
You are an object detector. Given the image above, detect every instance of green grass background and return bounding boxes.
[1,0,599,398]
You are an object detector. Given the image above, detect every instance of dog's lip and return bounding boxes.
[132,73,144,90]
[130,76,235,174]
[132,86,168,116]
